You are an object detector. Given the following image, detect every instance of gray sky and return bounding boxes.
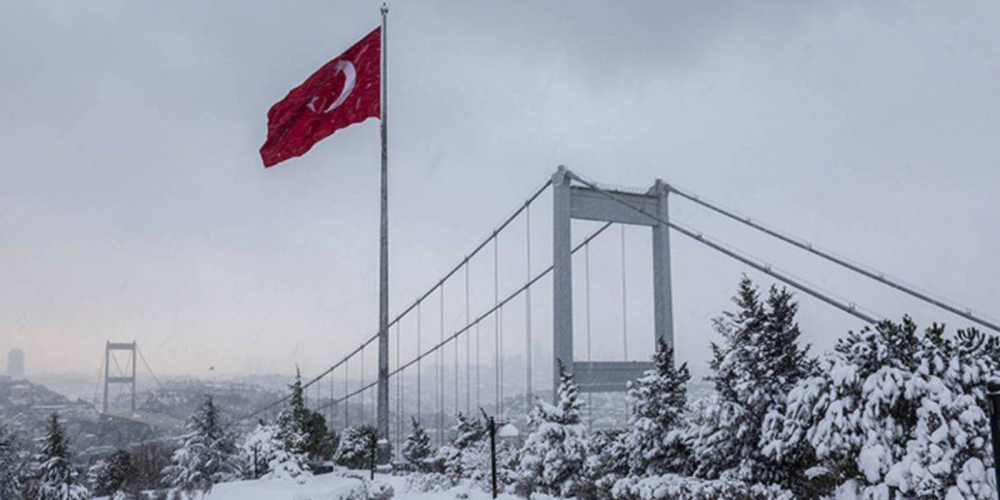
[1,0,998,381]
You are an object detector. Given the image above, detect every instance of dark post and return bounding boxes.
[988,380,1000,499]
[488,415,498,499]
[370,432,377,480]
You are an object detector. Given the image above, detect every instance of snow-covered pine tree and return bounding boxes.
[336,425,378,470]
[402,417,434,472]
[452,412,486,450]
[761,317,921,497]
[762,318,1000,499]
[162,396,241,493]
[690,277,815,492]
[623,338,691,478]
[438,412,489,482]
[901,325,998,499]
[86,450,133,497]
[241,423,310,481]
[276,369,338,463]
[518,361,588,497]
[581,428,630,500]
[0,424,25,500]
[34,413,90,500]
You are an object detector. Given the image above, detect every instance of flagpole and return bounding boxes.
[376,2,391,463]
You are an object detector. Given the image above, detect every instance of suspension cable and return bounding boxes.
[110,351,125,376]
[396,321,402,461]
[92,351,105,408]
[494,234,501,415]
[476,321,481,410]
[620,225,630,422]
[567,171,882,324]
[137,347,164,391]
[620,224,629,361]
[666,184,1000,333]
[316,222,615,412]
[499,305,504,417]
[237,179,553,424]
[585,242,593,430]
[360,344,365,423]
[465,261,471,415]
[417,301,422,425]
[438,286,445,446]
[336,362,340,428]
[525,202,533,406]
[453,286,459,418]
[344,357,350,428]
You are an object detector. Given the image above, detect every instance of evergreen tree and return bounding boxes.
[0,424,25,500]
[690,277,815,492]
[34,413,90,500]
[623,339,692,477]
[240,423,310,481]
[581,428,629,500]
[452,413,486,450]
[518,361,588,497]
[162,396,240,493]
[277,369,339,463]
[336,425,378,470]
[86,450,133,497]
[762,318,1000,499]
[439,412,489,482]
[402,418,434,472]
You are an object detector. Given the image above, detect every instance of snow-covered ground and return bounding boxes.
[109,472,523,500]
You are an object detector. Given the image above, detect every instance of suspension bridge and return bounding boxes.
[229,165,997,460]
[92,340,164,419]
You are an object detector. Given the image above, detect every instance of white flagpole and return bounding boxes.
[376,2,391,463]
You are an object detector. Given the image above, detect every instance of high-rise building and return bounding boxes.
[7,349,24,380]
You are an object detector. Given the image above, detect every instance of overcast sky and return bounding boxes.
[1,0,997,383]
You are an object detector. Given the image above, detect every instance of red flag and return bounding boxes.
[260,27,381,167]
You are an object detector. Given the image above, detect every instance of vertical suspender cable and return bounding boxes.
[525,203,533,407]
[417,301,422,425]
[476,321,481,410]
[439,286,445,446]
[494,234,501,415]
[465,262,471,415]
[499,305,504,417]
[396,321,402,461]
[621,224,629,422]
[361,346,366,424]
[620,224,628,360]
[454,293,459,417]
[344,357,350,428]
[92,353,105,409]
[586,242,593,430]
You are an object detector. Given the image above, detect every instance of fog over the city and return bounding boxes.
[1,0,997,379]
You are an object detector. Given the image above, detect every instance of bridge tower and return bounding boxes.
[552,166,674,397]
[103,341,138,416]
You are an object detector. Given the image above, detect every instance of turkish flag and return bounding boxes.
[260,27,381,167]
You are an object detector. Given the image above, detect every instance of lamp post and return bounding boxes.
[482,409,520,499]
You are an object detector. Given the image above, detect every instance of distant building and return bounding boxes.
[7,349,24,380]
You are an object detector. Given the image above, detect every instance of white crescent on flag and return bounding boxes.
[306,60,356,114]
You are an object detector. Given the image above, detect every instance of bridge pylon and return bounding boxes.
[103,340,138,417]
[552,166,674,398]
